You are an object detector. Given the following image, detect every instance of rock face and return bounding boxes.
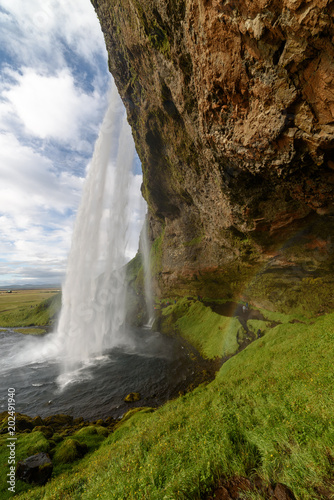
[92,0,334,310]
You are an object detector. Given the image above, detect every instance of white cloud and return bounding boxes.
[1,67,104,144]
[0,132,84,216]
[0,0,146,286]
[0,0,106,70]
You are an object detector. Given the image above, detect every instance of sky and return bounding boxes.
[0,0,145,287]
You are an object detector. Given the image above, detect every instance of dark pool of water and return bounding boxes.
[0,327,197,420]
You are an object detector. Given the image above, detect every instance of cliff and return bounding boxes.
[91,0,334,313]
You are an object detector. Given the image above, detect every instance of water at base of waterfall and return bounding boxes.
[0,327,195,420]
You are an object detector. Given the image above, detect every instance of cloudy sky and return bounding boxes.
[0,0,145,286]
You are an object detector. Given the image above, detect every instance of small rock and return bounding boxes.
[16,452,53,485]
[124,392,141,402]
[274,483,296,500]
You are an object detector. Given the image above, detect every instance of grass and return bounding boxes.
[10,310,334,500]
[0,425,110,498]
[0,432,51,496]
[0,290,61,328]
[160,298,241,359]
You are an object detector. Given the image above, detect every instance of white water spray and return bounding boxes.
[141,217,155,327]
[55,84,135,383]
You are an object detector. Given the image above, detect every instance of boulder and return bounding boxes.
[16,452,53,485]
[124,392,141,402]
[15,414,34,432]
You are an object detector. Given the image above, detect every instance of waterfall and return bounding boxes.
[55,84,135,383]
[141,217,155,327]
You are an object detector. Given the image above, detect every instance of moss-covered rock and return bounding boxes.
[32,416,43,427]
[17,432,51,457]
[15,414,34,432]
[124,392,141,402]
[32,426,53,439]
[53,439,88,464]
[43,414,73,429]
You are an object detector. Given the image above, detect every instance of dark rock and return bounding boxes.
[274,483,296,500]
[15,414,34,431]
[16,452,53,485]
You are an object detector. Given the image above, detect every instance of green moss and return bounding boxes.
[74,426,98,437]
[124,392,141,402]
[150,226,165,277]
[53,439,88,465]
[32,426,53,439]
[148,20,170,55]
[17,432,51,457]
[160,298,240,359]
[246,270,334,317]
[183,235,204,247]
[247,319,271,336]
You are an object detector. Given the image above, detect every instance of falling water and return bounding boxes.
[141,217,155,327]
[55,84,135,383]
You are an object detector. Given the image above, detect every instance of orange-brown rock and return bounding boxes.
[92,0,334,305]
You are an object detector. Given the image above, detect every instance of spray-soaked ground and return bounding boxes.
[0,327,201,420]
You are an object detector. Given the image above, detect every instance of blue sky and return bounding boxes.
[0,0,145,286]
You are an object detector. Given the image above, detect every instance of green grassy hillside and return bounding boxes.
[10,310,334,499]
[0,290,61,328]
